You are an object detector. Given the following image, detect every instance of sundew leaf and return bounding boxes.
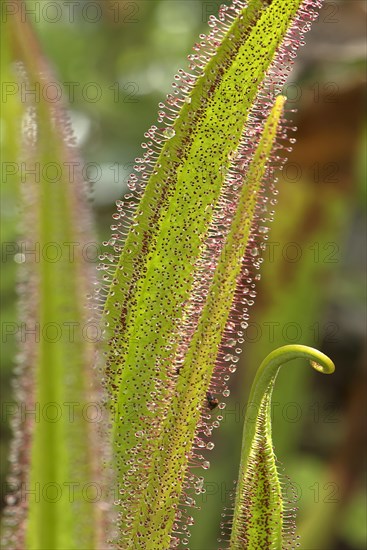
[127,95,286,548]
[1,9,107,550]
[99,0,323,547]
[229,345,335,549]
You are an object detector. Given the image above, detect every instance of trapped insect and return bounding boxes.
[206,392,219,410]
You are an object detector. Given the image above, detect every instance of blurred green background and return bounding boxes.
[1,1,366,548]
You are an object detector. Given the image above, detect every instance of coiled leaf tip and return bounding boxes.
[229,345,335,549]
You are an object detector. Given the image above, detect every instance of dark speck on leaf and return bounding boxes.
[206,392,219,410]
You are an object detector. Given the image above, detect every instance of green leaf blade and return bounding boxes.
[2,11,106,550]
[229,345,335,549]
[100,1,324,547]
[125,95,286,548]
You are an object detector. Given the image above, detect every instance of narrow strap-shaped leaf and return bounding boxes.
[2,7,106,550]
[104,0,299,354]
[102,1,320,543]
[104,1,307,399]
[229,345,335,549]
[125,96,286,547]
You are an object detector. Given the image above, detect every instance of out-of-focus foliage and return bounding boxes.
[1,11,107,549]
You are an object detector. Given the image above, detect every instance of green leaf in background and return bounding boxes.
[1,7,107,550]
